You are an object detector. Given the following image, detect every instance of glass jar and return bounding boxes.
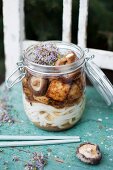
[21,41,86,131]
[7,41,113,131]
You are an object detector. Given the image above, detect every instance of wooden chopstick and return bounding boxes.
[0,135,80,141]
[0,139,80,147]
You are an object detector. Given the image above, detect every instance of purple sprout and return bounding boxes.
[33,43,60,65]
[0,87,15,125]
[25,163,34,170]
[0,112,15,124]
[25,153,47,170]
[33,152,46,170]
[12,155,20,162]
[0,100,15,124]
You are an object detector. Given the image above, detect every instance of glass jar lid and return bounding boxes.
[23,41,85,76]
[85,58,113,106]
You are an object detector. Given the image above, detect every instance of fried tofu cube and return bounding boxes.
[46,79,70,101]
[22,77,28,87]
[68,83,82,100]
[33,96,49,105]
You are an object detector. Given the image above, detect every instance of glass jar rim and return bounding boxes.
[23,41,85,76]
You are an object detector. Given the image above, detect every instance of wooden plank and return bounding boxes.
[77,0,89,48]
[3,0,25,79]
[77,0,113,70]
[62,0,72,42]
[89,48,113,70]
[0,83,113,169]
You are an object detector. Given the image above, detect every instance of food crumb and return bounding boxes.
[106,128,113,131]
[97,118,102,122]
[12,155,20,162]
[99,125,103,129]
[68,165,71,168]
[86,132,92,136]
[54,157,64,163]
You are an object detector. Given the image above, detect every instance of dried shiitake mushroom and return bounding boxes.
[55,52,79,82]
[55,51,78,66]
[76,142,102,165]
[28,76,48,96]
[62,69,82,83]
[65,52,78,64]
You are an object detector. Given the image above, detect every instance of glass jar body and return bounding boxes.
[22,69,85,131]
[22,41,86,131]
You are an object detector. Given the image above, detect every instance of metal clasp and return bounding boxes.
[84,48,95,62]
[6,61,26,89]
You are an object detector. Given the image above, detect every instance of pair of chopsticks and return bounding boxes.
[0,135,80,147]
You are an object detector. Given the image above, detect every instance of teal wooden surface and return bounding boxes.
[0,83,113,170]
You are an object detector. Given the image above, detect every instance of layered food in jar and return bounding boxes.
[22,42,86,131]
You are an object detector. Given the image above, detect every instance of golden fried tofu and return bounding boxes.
[68,83,82,100]
[23,87,31,96]
[33,95,49,105]
[46,79,70,101]
[22,77,28,87]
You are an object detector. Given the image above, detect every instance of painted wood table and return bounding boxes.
[0,83,113,170]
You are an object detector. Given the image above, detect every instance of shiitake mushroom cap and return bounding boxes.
[28,76,48,96]
[76,142,102,165]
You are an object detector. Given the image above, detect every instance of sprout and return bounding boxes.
[33,43,61,65]
[25,153,47,170]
